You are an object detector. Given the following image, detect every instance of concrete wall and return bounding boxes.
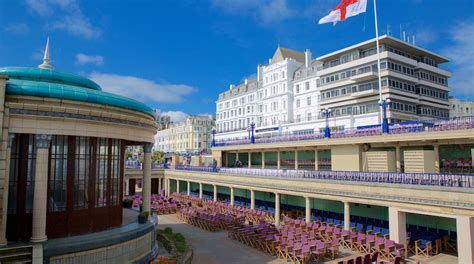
[331,145,363,171]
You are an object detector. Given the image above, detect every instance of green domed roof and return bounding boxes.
[0,67,155,117]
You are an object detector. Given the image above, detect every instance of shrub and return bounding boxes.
[138,211,149,224]
[174,233,185,242]
[175,241,186,253]
[164,227,173,235]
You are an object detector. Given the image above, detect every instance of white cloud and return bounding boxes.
[442,21,474,98]
[89,72,197,104]
[75,53,104,66]
[4,23,30,34]
[211,0,294,24]
[161,111,189,122]
[25,0,101,39]
[211,0,337,24]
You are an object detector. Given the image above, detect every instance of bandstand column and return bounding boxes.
[295,150,299,170]
[456,216,474,264]
[343,201,350,231]
[213,185,217,202]
[30,134,51,243]
[434,144,440,173]
[0,134,14,245]
[142,143,152,213]
[199,183,203,199]
[274,193,281,226]
[314,149,319,170]
[250,190,255,210]
[277,151,281,169]
[388,207,407,244]
[187,181,190,196]
[305,197,311,223]
[395,145,401,173]
[262,152,265,169]
[248,152,251,168]
[230,187,234,206]
[176,180,180,194]
[124,178,129,196]
[158,178,162,193]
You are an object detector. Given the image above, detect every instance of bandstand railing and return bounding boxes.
[173,166,473,189]
[214,116,474,147]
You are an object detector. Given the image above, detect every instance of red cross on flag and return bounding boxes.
[319,0,368,25]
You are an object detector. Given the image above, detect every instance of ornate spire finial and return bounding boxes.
[38,37,54,70]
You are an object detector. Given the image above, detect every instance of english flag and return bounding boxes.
[319,0,368,25]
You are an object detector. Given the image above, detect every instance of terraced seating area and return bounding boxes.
[124,194,187,215]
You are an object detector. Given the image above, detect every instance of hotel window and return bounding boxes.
[296,99,300,108]
[305,82,310,90]
[307,113,312,121]
[295,85,300,93]
[307,97,311,106]
[49,136,68,212]
[96,138,108,208]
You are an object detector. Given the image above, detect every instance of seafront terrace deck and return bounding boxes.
[214,116,474,147]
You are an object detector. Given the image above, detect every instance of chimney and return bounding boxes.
[244,79,248,85]
[257,64,263,82]
[229,84,234,90]
[412,35,416,46]
[305,49,312,68]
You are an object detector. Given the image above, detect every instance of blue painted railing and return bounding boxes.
[214,116,474,146]
[173,166,473,189]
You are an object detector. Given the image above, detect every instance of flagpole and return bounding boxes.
[373,0,384,128]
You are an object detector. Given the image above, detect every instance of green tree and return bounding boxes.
[124,149,133,160]
[151,150,164,164]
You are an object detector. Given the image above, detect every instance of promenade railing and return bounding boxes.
[173,166,473,189]
[214,116,474,147]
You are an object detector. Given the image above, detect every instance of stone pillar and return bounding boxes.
[457,216,474,264]
[199,183,203,199]
[262,152,265,169]
[142,143,152,213]
[305,197,311,223]
[230,187,234,206]
[388,207,407,244]
[275,193,280,226]
[343,201,350,231]
[176,180,180,194]
[277,151,281,169]
[124,178,129,196]
[158,178,162,193]
[395,145,401,173]
[248,152,251,168]
[314,149,319,170]
[213,185,217,202]
[295,150,299,170]
[166,178,170,197]
[30,134,51,243]
[434,144,440,173]
[250,190,255,210]
[0,134,14,245]
[187,181,190,196]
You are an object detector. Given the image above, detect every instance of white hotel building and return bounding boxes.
[215,35,451,140]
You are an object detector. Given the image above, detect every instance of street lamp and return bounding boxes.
[379,98,391,134]
[211,128,216,147]
[247,122,256,144]
[321,108,332,138]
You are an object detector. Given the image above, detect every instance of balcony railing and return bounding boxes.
[214,116,474,147]
[172,166,473,189]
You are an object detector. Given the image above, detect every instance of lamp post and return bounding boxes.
[211,128,216,147]
[321,108,332,138]
[379,98,391,134]
[247,122,256,144]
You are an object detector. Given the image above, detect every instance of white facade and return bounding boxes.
[215,35,452,141]
[450,98,474,117]
[154,115,215,153]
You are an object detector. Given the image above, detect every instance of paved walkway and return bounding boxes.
[157,214,285,264]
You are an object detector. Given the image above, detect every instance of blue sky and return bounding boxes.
[0,0,473,121]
